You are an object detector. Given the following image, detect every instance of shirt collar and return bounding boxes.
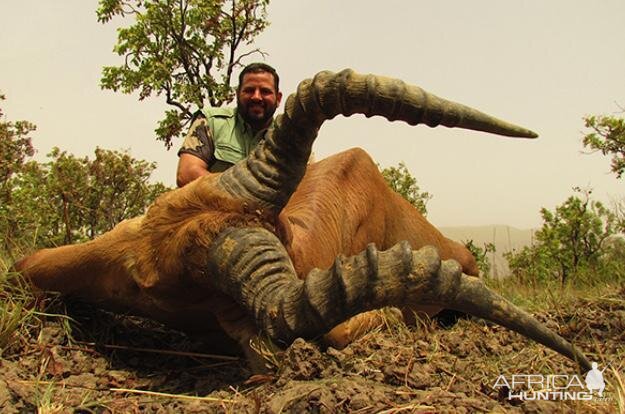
[236,111,273,139]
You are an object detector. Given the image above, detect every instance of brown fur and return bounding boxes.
[279,148,477,276]
[277,149,477,347]
[16,148,477,355]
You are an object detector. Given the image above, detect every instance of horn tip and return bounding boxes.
[506,125,538,139]
[525,129,539,139]
[505,127,538,139]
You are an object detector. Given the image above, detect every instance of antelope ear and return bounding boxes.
[218,69,537,215]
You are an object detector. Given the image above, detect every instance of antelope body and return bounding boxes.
[16,70,591,371]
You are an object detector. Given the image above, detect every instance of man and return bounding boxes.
[176,63,282,187]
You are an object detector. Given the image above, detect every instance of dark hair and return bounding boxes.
[238,62,280,92]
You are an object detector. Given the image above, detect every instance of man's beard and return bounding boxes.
[237,100,278,130]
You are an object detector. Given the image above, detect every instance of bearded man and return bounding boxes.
[176,63,283,187]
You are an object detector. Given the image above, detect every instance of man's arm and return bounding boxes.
[176,114,215,187]
[176,153,215,187]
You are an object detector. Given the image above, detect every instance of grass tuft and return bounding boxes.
[612,366,625,414]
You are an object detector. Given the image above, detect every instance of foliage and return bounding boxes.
[0,270,38,356]
[0,93,37,253]
[380,161,432,215]
[583,113,625,178]
[463,240,495,278]
[5,148,169,251]
[87,148,169,236]
[505,187,624,286]
[1,98,169,256]
[611,197,625,233]
[97,0,270,148]
[504,243,555,286]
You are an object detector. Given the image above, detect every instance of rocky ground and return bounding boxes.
[1,285,623,413]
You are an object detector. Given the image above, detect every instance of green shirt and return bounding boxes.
[178,107,268,172]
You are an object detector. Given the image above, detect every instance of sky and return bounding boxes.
[2,1,624,229]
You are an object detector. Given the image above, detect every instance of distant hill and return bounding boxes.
[439,225,536,278]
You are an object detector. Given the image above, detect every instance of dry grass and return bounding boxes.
[0,270,36,354]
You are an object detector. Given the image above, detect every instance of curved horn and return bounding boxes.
[218,69,537,212]
[206,227,590,372]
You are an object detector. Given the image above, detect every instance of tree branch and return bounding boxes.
[164,82,191,115]
[231,48,267,67]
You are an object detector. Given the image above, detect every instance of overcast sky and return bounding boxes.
[2,1,624,229]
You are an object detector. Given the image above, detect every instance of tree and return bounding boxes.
[8,160,54,247]
[610,196,625,233]
[4,146,169,252]
[505,187,621,286]
[583,112,625,178]
[85,147,168,237]
[464,240,495,278]
[504,243,555,286]
[44,148,92,244]
[0,93,36,253]
[380,161,432,215]
[97,0,271,148]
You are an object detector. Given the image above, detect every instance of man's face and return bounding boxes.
[237,71,282,130]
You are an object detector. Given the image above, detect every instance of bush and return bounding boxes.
[506,188,624,287]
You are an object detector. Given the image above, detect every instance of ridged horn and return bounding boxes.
[218,69,537,212]
[206,227,590,372]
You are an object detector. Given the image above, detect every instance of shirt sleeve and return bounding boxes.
[177,113,215,166]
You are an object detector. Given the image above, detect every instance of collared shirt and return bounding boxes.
[177,107,268,172]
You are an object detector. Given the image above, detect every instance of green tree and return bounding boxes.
[9,160,53,247]
[97,0,270,148]
[5,146,169,251]
[0,93,36,254]
[504,243,554,286]
[505,187,621,286]
[44,148,91,244]
[610,197,625,233]
[464,240,495,278]
[583,113,625,178]
[380,161,432,215]
[85,147,168,237]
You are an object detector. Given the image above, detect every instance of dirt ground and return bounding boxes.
[1,285,623,413]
